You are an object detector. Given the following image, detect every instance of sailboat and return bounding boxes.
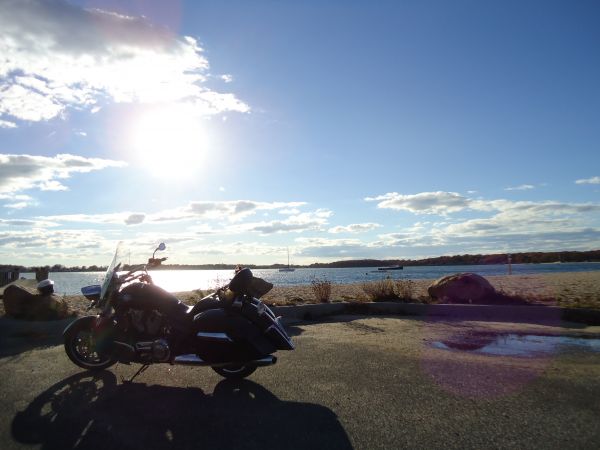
[279,248,295,272]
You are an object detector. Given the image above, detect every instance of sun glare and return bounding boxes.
[129,105,210,177]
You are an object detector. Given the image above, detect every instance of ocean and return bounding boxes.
[21,262,600,296]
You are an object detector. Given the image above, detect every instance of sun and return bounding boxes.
[129,105,210,177]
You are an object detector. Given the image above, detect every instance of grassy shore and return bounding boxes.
[259,271,600,308]
[2,271,600,317]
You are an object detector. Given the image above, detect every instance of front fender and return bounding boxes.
[62,315,99,337]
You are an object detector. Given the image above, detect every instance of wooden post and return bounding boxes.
[35,267,50,282]
[0,268,20,287]
[507,253,512,275]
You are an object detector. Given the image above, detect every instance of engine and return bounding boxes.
[119,308,173,362]
[127,309,166,336]
[135,339,171,363]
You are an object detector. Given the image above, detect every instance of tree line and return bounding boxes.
[308,250,600,268]
[2,249,599,272]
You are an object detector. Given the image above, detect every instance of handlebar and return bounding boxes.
[148,256,168,267]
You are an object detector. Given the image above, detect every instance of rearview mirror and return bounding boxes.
[153,242,166,258]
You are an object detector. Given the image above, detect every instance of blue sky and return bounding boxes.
[1,0,599,266]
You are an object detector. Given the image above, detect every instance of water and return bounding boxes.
[21,262,600,296]
[432,333,600,357]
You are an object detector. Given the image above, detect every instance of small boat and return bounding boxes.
[377,265,403,271]
[279,248,295,272]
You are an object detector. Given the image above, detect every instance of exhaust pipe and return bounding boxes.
[173,354,277,367]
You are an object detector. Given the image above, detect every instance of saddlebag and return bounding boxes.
[191,309,276,362]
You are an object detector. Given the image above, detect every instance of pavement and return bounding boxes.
[1,315,600,449]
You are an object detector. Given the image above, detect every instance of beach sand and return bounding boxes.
[2,271,599,317]
[261,271,600,308]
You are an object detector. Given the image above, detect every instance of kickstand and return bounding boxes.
[122,363,150,383]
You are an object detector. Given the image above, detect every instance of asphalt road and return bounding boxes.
[1,315,600,449]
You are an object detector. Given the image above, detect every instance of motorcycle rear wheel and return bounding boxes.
[64,320,117,370]
[212,364,257,379]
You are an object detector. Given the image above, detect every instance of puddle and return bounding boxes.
[432,333,600,357]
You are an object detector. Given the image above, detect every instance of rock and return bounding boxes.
[2,284,71,320]
[428,273,496,304]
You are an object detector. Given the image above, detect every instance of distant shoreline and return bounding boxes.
[16,260,600,274]
[5,249,600,272]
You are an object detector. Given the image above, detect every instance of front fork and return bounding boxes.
[88,314,117,356]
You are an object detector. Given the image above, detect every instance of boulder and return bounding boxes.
[2,284,70,320]
[428,273,496,304]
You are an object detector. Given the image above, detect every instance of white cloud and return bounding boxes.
[187,241,283,258]
[159,200,307,223]
[0,84,64,121]
[4,202,29,209]
[365,191,470,215]
[0,193,33,209]
[576,176,600,185]
[2,194,32,201]
[0,153,126,194]
[0,228,110,251]
[295,237,375,258]
[39,200,316,230]
[220,74,233,83]
[505,184,535,191]
[174,209,332,236]
[364,190,600,254]
[329,223,381,234]
[0,218,58,227]
[39,180,68,191]
[366,190,600,218]
[374,196,600,251]
[0,0,249,125]
[41,211,146,226]
[278,208,301,215]
[0,119,17,128]
[242,210,331,235]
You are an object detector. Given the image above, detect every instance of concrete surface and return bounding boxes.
[1,316,600,449]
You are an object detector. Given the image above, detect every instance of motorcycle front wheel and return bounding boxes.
[64,319,117,370]
[212,365,257,379]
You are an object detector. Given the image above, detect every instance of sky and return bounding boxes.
[1,0,599,267]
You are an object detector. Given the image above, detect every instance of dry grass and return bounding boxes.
[360,278,426,303]
[361,279,399,302]
[395,279,416,300]
[311,278,333,303]
[490,289,600,309]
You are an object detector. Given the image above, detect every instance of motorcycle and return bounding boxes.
[63,242,294,379]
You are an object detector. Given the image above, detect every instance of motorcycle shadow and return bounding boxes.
[12,371,351,450]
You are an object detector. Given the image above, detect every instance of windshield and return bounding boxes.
[100,242,127,301]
